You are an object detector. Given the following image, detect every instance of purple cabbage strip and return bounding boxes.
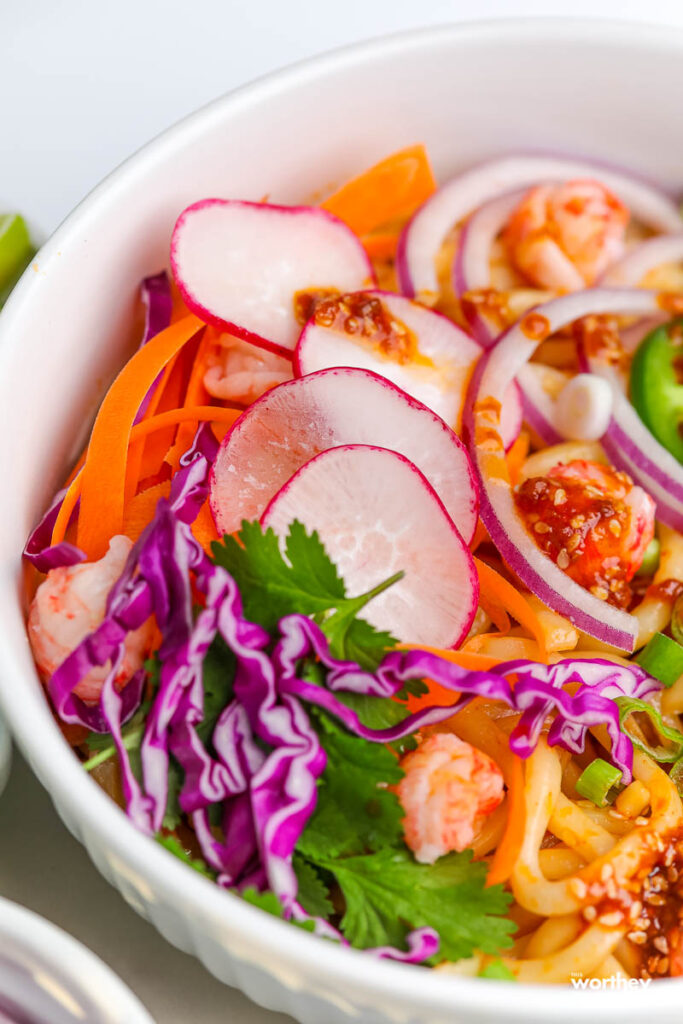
[133,271,174,425]
[22,487,85,573]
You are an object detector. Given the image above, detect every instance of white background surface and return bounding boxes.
[4,1,683,1021]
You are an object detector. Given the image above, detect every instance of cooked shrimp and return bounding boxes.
[397,732,504,864]
[203,333,291,405]
[28,535,153,702]
[515,459,656,608]
[503,180,629,291]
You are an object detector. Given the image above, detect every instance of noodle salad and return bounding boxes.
[23,145,683,984]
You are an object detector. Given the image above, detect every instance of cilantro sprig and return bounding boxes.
[212,520,399,669]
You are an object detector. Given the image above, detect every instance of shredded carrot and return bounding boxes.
[486,753,526,887]
[124,354,180,504]
[51,472,83,549]
[362,232,399,263]
[321,144,436,237]
[53,404,240,550]
[191,499,220,554]
[122,481,171,542]
[397,644,502,712]
[76,315,204,558]
[506,430,531,486]
[135,336,199,485]
[164,327,218,472]
[469,518,489,554]
[474,558,548,662]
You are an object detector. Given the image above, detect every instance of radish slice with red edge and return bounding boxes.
[209,366,478,543]
[602,233,683,287]
[398,154,682,302]
[261,445,478,648]
[295,290,477,433]
[465,287,664,652]
[294,288,522,447]
[171,200,375,358]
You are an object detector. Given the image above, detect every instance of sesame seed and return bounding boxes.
[557,549,570,569]
[570,879,587,900]
[608,519,622,537]
[554,489,567,506]
[590,585,609,600]
[583,906,597,922]
[657,957,670,975]
[609,809,625,820]
[654,937,670,955]
[534,522,550,534]
[629,901,643,921]
[628,931,647,945]
[635,816,649,826]
[668,866,680,883]
[600,864,614,882]
[598,911,623,927]
[646,893,667,907]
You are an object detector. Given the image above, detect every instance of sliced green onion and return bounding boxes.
[478,959,515,981]
[616,695,683,763]
[575,757,623,806]
[670,757,683,798]
[635,632,683,688]
[635,536,660,577]
[0,213,34,304]
[672,594,683,647]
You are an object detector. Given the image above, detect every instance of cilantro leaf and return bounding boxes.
[156,834,216,879]
[241,887,316,932]
[196,635,236,744]
[293,854,334,918]
[162,755,184,831]
[211,520,401,669]
[212,520,344,630]
[479,959,516,981]
[298,714,404,860]
[330,615,397,671]
[313,847,514,961]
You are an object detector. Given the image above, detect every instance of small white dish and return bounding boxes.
[0,895,154,1023]
[0,714,11,799]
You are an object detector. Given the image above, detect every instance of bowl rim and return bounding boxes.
[3,17,683,1019]
[0,895,154,1022]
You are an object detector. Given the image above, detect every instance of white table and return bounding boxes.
[5,1,683,1020]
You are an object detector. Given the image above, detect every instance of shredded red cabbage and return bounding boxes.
[22,487,85,573]
[133,271,174,424]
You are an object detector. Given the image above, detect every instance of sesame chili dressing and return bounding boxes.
[294,289,429,366]
[514,463,638,609]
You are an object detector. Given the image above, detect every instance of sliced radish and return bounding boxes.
[171,200,375,358]
[294,288,521,446]
[294,290,479,433]
[209,367,478,543]
[261,445,478,648]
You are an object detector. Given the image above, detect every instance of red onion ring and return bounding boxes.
[398,154,682,302]
[465,288,664,652]
[602,233,683,287]
[579,339,683,529]
[452,189,525,345]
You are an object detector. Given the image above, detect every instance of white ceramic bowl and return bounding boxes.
[1,19,683,1024]
[0,895,154,1023]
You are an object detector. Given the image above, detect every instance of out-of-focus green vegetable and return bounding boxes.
[0,213,35,307]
